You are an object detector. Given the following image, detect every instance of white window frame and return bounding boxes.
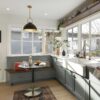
[65,11,100,57]
[7,26,45,56]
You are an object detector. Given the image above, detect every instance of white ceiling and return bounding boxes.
[0,0,86,20]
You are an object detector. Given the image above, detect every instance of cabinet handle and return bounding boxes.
[72,75,76,78]
[74,76,76,78]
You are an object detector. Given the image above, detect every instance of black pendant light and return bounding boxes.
[23,5,37,32]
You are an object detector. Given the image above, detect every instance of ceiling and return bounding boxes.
[0,0,86,20]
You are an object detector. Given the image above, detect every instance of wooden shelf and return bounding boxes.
[61,1,100,27]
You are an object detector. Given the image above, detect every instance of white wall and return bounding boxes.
[0,14,58,82]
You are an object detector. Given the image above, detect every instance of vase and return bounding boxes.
[62,50,66,56]
[56,48,60,56]
[29,56,33,67]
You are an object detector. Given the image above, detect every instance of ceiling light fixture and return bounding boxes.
[6,8,10,11]
[23,5,37,32]
[44,13,48,16]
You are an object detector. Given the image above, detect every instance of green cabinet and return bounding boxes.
[74,74,89,100]
[65,69,75,91]
[65,69,89,100]
[90,81,100,100]
[34,67,55,81]
[55,65,66,85]
[6,71,32,85]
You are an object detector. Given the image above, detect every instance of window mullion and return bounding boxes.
[72,28,73,52]
[89,21,91,60]
[32,32,34,54]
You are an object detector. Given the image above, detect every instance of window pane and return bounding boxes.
[81,23,89,54]
[23,42,32,54]
[73,27,78,33]
[91,18,100,57]
[22,32,32,41]
[73,27,78,51]
[33,42,42,53]
[68,29,72,33]
[68,28,73,53]
[11,41,21,54]
[33,33,42,41]
[11,31,21,40]
[47,42,53,53]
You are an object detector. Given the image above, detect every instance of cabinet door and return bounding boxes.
[10,72,32,84]
[75,74,89,100]
[90,81,100,100]
[34,68,55,81]
[65,70,75,91]
[89,71,100,100]
[55,65,66,85]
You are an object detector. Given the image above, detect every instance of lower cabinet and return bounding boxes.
[65,69,90,100]
[55,65,66,85]
[34,67,55,81]
[90,80,100,100]
[7,71,32,85]
[65,69,75,91]
[6,67,55,85]
[74,74,89,100]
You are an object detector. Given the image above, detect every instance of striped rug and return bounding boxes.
[13,86,57,100]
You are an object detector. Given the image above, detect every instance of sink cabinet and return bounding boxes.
[89,71,100,100]
[65,69,89,100]
[90,81,100,100]
[74,74,89,100]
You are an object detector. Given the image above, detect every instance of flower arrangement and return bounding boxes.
[53,39,62,49]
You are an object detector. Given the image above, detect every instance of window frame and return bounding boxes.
[65,12,100,58]
[8,27,45,56]
[67,26,79,55]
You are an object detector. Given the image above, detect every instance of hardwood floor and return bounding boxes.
[0,80,77,100]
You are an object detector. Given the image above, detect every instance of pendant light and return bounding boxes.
[23,5,37,32]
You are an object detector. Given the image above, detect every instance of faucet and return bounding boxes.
[83,40,86,58]
[83,40,91,60]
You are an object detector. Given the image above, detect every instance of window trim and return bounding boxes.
[8,26,44,56]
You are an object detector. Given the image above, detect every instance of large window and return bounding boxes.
[10,29,43,55]
[10,28,58,55]
[66,14,100,58]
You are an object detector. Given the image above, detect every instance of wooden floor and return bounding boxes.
[0,80,77,100]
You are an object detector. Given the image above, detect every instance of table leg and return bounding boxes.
[32,69,34,82]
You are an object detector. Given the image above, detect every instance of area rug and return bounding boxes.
[13,86,57,100]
